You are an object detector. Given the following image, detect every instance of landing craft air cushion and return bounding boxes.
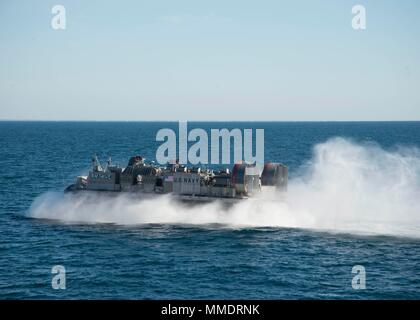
[65,155,288,203]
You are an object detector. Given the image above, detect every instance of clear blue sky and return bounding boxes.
[1,0,419,121]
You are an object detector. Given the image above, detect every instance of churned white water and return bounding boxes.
[28,138,420,238]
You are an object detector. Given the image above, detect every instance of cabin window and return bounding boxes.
[156,178,163,187]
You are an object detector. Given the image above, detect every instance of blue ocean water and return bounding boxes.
[1,121,420,299]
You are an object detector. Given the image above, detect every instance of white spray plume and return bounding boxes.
[28,138,420,238]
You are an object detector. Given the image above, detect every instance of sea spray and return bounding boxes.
[28,138,420,238]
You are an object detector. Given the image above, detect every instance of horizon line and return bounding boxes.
[1,119,420,123]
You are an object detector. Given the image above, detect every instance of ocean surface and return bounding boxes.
[1,121,420,299]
